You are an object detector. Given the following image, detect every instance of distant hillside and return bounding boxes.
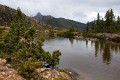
[0,4,86,30]
[0,4,16,26]
[34,12,86,30]
[0,4,44,28]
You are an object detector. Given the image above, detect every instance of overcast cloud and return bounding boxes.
[0,0,120,23]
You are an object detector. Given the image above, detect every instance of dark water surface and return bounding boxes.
[43,38,120,80]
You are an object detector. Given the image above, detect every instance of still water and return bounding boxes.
[43,38,120,80]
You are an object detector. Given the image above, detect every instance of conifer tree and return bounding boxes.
[0,7,61,79]
[96,13,101,32]
[117,16,120,32]
[105,9,115,32]
[86,22,89,32]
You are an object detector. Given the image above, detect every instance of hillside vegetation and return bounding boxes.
[0,4,49,29]
[0,6,63,80]
[34,12,86,30]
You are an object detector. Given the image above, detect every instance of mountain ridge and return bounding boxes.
[34,12,87,30]
[0,4,87,30]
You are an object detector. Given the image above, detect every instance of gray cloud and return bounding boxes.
[0,0,120,23]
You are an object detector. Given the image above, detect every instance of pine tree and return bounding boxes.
[105,9,115,32]
[117,16,120,32]
[105,10,110,31]
[90,9,120,33]
[110,9,115,26]
[86,22,89,32]
[96,13,101,32]
[0,7,61,79]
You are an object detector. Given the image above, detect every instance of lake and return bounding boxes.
[43,38,120,80]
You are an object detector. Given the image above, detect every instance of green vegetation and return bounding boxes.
[0,4,50,30]
[0,5,16,26]
[59,27,78,38]
[0,8,61,80]
[87,9,120,33]
[81,9,120,43]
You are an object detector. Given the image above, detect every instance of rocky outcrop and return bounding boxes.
[0,58,75,80]
[34,68,74,80]
[0,58,24,80]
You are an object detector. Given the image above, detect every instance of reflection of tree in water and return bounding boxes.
[95,41,99,57]
[91,41,94,47]
[102,44,111,65]
[111,44,119,54]
[99,41,104,53]
[86,40,88,48]
[69,38,74,45]
[92,41,120,65]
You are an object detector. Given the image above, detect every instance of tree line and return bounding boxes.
[87,9,120,33]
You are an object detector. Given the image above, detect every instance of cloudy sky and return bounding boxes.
[0,0,120,23]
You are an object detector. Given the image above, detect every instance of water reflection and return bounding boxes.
[43,38,120,80]
[102,44,111,65]
[85,40,120,65]
[69,38,74,45]
[86,40,88,48]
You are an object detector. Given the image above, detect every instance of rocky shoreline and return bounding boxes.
[0,58,75,80]
[34,68,75,80]
[0,58,24,80]
[74,33,120,44]
[45,30,120,44]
